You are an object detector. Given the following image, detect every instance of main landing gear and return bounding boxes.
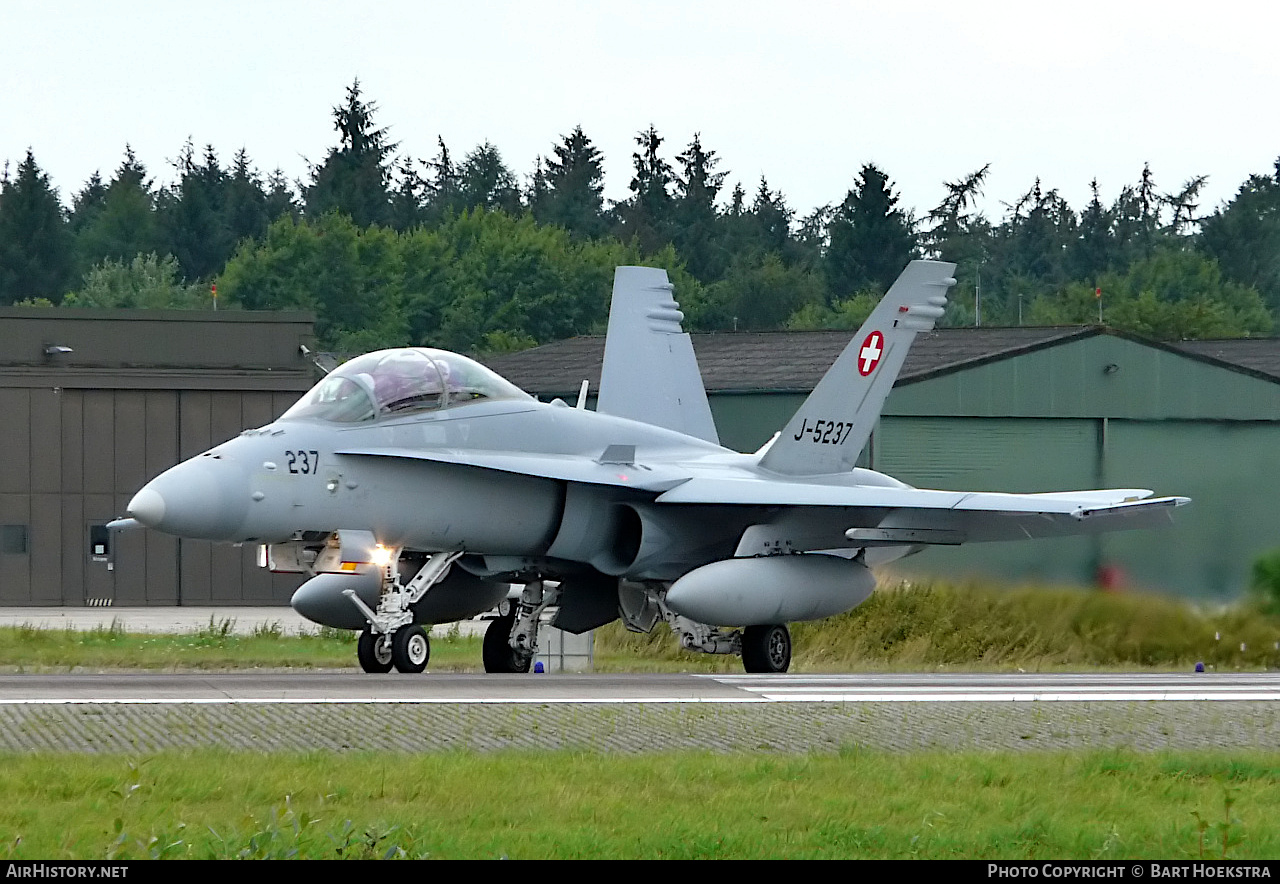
[348,549,461,674]
[482,612,530,673]
[740,623,792,674]
[623,583,794,673]
[481,581,559,673]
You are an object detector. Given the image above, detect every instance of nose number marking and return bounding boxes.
[285,450,320,474]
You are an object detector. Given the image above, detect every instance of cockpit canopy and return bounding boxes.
[281,348,533,423]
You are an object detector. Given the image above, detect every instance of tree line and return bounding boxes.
[2,79,1279,353]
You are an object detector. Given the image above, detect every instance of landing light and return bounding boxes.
[371,544,395,567]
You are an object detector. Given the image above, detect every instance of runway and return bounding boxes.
[0,672,1275,754]
[0,671,1278,704]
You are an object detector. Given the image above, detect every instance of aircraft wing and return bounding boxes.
[655,477,1190,545]
[334,446,692,493]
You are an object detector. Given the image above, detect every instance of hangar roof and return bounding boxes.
[1174,339,1280,381]
[485,326,1280,397]
[0,308,316,391]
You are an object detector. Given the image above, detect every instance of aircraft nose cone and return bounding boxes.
[126,487,166,527]
[127,457,251,541]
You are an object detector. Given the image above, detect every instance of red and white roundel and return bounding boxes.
[857,331,884,376]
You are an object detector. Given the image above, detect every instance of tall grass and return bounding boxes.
[597,579,1280,671]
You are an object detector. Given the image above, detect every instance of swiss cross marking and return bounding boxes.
[858,331,884,376]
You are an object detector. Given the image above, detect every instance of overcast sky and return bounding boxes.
[4,0,1278,224]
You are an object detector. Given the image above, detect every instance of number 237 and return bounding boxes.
[286,450,319,474]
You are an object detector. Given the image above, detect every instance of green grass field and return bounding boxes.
[1,750,1276,859]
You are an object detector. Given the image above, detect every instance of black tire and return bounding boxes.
[483,614,531,673]
[357,630,393,674]
[741,623,792,673]
[391,624,430,674]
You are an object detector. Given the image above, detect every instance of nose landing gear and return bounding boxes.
[356,629,393,673]
[347,549,461,674]
[390,624,430,673]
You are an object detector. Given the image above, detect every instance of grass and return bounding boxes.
[3,579,1278,672]
[0,617,481,672]
[595,579,1280,672]
[0,749,1276,859]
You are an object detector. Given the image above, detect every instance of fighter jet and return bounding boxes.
[119,260,1188,674]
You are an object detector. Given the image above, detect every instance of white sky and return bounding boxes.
[4,0,1279,224]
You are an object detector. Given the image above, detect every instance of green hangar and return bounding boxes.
[488,326,1280,601]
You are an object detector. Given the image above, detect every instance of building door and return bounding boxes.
[84,521,115,606]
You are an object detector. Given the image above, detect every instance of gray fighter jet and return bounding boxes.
[119,260,1188,674]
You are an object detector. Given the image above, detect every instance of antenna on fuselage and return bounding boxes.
[299,343,340,375]
[575,379,590,410]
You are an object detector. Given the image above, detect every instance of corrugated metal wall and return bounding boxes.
[704,335,1280,599]
[872,416,1104,589]
[0,386,303,605]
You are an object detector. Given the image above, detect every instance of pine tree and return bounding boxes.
[456,141,520,214]
[750,176,794,258]
[69,171,108,234]
[825,163,917,297]
[614,125,675,254]
[529,125,606,239]
[672,133,728,281]
[72,146,160,279]
[159,141,233,280]
[388,156,427,230]
[1069,178,1114,281]
[1200,159,1280,313]
[305,79,396,227]
[423,136,462,224]
[0,149,74,304]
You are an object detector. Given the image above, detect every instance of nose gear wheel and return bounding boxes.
[357,630,393,674]
[391,624,430,673]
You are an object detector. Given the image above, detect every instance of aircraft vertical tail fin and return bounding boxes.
[758,260,957,476]
[597,266,720,444]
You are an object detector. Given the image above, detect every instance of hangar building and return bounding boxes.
[488,326,1280,600]
[0,308,314,607]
